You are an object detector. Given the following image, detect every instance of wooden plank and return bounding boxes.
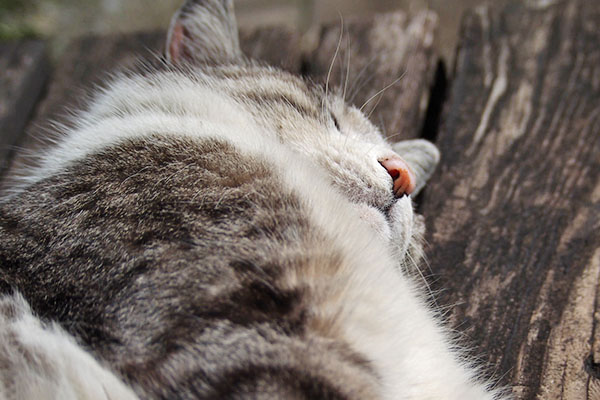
[421,1,600,398]
[304,11,438,141]
[0,32,165,189]
[239,26,301,73]
[0,27,302,190]
[0,40,49,175]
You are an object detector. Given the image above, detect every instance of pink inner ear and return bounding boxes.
[169,22,186,62]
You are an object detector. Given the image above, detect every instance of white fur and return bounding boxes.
[275,155,500,400]
[0,293,139,400]
[4,68,507,399]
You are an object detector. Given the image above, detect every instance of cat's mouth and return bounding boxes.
[374,195,405,226]
[383,194,413,224]
[355,196,413,246]
[381,202,395,222]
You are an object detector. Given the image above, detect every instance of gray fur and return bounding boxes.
[0,136,377,398]
[0,1,508,399]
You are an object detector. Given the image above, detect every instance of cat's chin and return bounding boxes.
[354,196,414,247]
[358,204,392,240]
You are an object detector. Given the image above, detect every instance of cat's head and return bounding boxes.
[166,0,439,253]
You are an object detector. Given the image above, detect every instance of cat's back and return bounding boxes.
[0,129,382,398]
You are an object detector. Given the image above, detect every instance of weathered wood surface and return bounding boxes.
[422,1,600,398]
[0,40,49,174]
[239,26,301,73]
[305,11,438,141]
[27,32,165,136]
[3,2,599,398]
[0,12,438,189]
[0,27,301,187]
[0,32,165,189]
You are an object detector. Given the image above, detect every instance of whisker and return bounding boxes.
[418,245,434,277]
[359,71,406,112]
[405,251,436,305]
[489,367,514,393]
[384,131,408,143]
[337,32,348,92]
[434,300,463,319]
[378,114,387,138]
[342,35,351,102]
[362,142,380,157]
[450,313,471,332]
[349,73,375,105]
[323,14,344,115]
[366,88,385,120]
[347,54,379,103]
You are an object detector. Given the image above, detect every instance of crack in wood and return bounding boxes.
[585,354,600,379]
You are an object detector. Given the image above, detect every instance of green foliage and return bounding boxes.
[0,22,36,39]
[0,0,31,12]
[0,0,37,40]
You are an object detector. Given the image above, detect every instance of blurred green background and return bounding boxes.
[0,0,502,62]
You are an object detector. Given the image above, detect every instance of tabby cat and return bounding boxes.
[0,1,508,399]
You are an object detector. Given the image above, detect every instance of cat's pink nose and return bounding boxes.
[379,156,416,197]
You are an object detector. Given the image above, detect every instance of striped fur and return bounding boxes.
[0,1,508,399]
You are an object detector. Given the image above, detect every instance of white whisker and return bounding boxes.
[385,131,407,142]
[405,250,436,306]
[342,35,351,102]
[378,113,388,138]
[348,54,379,103]
[366,88,385,120]
[359,72,406,112]
[323,14,344,115]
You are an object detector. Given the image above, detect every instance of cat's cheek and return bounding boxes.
[353,203,392,242]
[387,196,414,256]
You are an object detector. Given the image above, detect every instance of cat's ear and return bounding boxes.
[392,139,440,196]
[166,0,242,65]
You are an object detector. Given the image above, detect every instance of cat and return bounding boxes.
[0,0,509,399]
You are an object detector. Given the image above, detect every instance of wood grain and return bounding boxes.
[0,27,301,188]
[0,40,49,175]
[421,1,600,398]
[0,32,165,187]
[305,11,438,141]
[239,26,301,73]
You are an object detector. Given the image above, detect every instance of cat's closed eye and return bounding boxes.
[331,113,341,131]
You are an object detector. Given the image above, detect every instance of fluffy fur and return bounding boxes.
[0,1,508,399]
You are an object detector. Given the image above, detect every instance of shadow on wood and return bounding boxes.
[0,40,49,176]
